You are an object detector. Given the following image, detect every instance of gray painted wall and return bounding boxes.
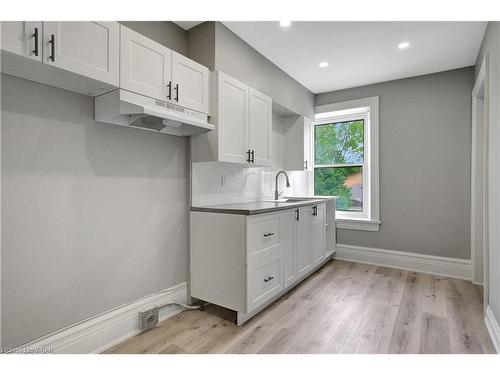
[1,74,189,348]
[187,22,216,71]
[1,20,191,348]
[214,23,315,118]
[316,68,474,259]
[120,21,188,55]
[475,22,500,328]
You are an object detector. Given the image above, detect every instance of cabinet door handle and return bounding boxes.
[167,81,172,100]
[49,34,55,62]
[295,208,299,221]
[264,276,274,283]
[304,160,308,170]
[246,149,251,163]
[175,83,179,102]
[32,27,39,56]
[263,232,274,237]
[250,150,255,163]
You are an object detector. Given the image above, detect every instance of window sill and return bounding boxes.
[335,218,381,232]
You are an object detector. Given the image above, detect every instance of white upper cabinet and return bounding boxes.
[216,72,249,163]
[43,22,119,86]
[310,205,326,266]
[248,88,272,167]
[191,71,273,166]
[1,21,43,62]
[120,26,172,101]
[120,26,209,114]
[1,21,119,96]
[171,51,209,114]
[284,116,313,171]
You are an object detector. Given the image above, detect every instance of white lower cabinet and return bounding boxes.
[311,204,326,266]
[296,206,313,279]
[282,209,298,288]
[247,253,283,312]
[190,202,327,325]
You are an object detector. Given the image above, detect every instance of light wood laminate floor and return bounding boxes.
[105,260,495,354]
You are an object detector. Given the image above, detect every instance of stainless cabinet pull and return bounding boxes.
[49,34,55,62]
[246,149,251,163]
[32,27,39,56]
[312,205,318,216]
[263,232,274,237]
[264,276,274,283]
[295,208,299,221]
[250,150,255,163]
[175,83,179,102]
[304,160,308,170]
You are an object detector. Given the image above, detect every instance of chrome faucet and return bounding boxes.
[274,170,291,200]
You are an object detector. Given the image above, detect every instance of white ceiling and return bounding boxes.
[222,21,487,94]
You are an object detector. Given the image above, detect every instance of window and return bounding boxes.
[312,97,380,231]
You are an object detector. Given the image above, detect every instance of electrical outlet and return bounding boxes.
[139,307,159,331]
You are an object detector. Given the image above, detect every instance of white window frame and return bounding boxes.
[312,96,380,231]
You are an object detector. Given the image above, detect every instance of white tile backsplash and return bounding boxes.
[191,161,311,206]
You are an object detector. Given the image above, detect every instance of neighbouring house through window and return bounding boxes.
[312,96,380,231]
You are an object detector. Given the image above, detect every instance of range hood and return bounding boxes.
[95,89,214,136]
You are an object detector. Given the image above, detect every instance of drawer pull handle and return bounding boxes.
[263,232,274,237]
[264,276,274,283]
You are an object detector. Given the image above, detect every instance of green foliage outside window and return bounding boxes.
[314,120,364,211]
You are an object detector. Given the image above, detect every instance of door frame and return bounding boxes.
[471,55,489,309]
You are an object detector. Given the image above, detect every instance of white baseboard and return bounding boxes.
[485,305,500,353]
[335,244,472,280]
[10,282,188,354]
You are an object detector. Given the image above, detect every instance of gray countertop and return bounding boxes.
[190,197,335,215]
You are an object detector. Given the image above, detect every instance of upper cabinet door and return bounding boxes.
[43,22,119,86]
[303,117,313,171]
[248,88,272,167]
[217,72,249,164]
[284,116,313,171]
[120,26,172,101]
[310,205,326,266]
[1,21,43,62]
[171,51,209,114]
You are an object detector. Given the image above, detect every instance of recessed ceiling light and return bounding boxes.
[319,62,329,68]
[279,21,291,27]
[398,41,410,50]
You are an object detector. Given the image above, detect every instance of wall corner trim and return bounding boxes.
[485,305,500,353]
[8,282,188,354]
[335,244,472,280]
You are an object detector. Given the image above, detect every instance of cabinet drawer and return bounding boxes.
[247,215,281,262]
[247,253,283,312]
